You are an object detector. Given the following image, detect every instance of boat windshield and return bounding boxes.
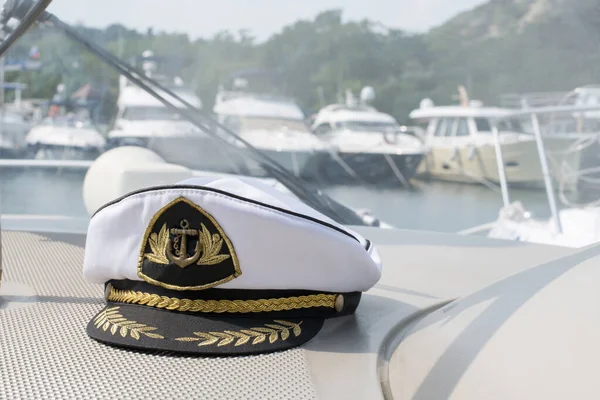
[122,106,183,121]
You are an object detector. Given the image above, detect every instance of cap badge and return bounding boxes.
[137,196,241,291]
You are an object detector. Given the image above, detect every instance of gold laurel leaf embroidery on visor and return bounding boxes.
[175,320,303,347]
[107,287,337,313]
[144,223,231,267]
[93,306,164,340]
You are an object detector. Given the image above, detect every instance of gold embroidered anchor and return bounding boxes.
[138,196,241,290]
[166,219,201,268]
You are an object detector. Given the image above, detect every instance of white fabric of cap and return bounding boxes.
[83,177,382,292]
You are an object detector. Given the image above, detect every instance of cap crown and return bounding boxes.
[83,177,382,293]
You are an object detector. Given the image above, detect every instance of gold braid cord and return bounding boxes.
[107,287,336,313]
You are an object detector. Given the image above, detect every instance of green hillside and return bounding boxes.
[5,0,600,123]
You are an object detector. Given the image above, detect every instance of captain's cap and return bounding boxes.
[84,177,382,355]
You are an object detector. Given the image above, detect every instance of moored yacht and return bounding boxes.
[106,52,236,173]
[310,88,426,185]
[214,86,328,177]
[25,115,105,160]
[409,97,595,191]
[24,84,105,160]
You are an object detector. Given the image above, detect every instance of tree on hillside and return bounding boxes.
[4,2,600,124]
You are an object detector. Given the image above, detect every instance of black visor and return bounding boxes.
[87,280,361,356]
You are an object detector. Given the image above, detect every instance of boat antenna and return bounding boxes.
[458,85,470,107]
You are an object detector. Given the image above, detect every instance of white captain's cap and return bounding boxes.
[84,177,382,356]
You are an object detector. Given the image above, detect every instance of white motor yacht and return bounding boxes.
[25,116,105,160]
[410,99,594,191]
[311,91,426,185]
[214,90,328,177]
[23,82,105,160]
[107,61,236,173]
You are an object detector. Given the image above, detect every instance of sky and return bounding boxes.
[45,0,488,41]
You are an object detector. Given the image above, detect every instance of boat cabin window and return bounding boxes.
[473,117,525,133]
[497,118,525,133]
[433,118,447,136]
[474,117,492,132]
[121,106,183,121]
[455,118,470,136]
[434,118,455,137]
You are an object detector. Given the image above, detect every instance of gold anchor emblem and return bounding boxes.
[138,196,241,291]
[166,219,202,268]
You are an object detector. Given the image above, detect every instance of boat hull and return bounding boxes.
[307,151,424,185]
[251,149,322,177]
[0,144,25,159]
[107,134,331,179]
[26,144,103,161]
[417,136,598,190]
[153,136,243,173]
[108,135,248,174]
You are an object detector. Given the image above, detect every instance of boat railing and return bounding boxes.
[489,104,600,235]
[499,91,573,109]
